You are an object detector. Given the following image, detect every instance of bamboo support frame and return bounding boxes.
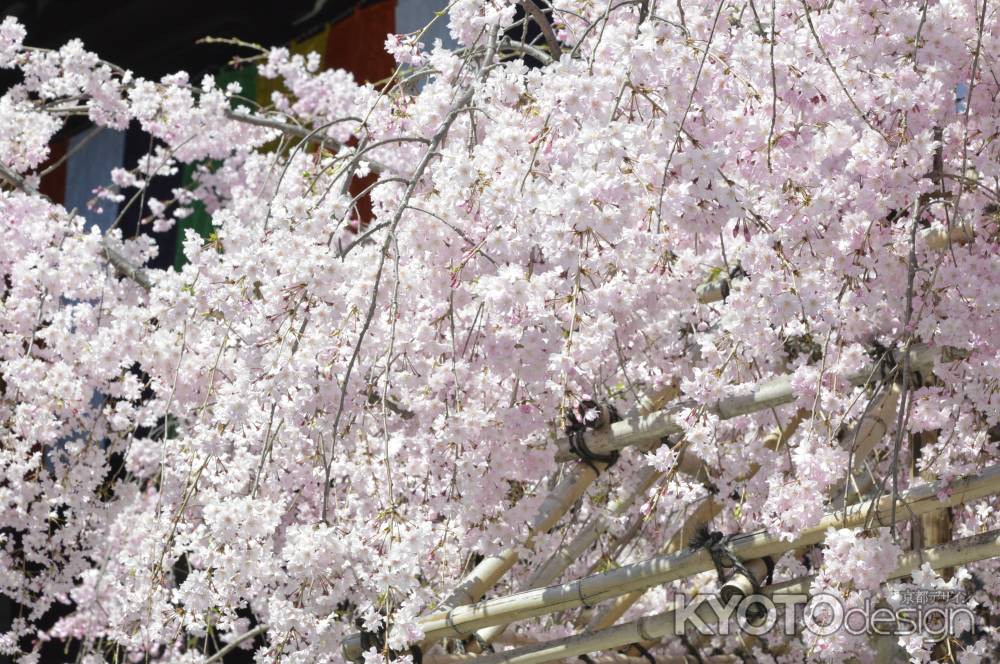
[441,390,675,610]
[342,388,678,661]
[469,466,663,647]
[830,384,901,509]
[554,345,943,462]
[341,463,1000,656]
[584,412,804,631]
[342,217,978,662]
[426,651,737,664]
[472,434,713,648]
[461,527,1000,664]
[589,385,899,632]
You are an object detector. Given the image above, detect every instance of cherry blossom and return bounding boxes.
[1,0,1000,661]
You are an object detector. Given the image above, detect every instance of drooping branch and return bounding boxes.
[201,624,269,664]
[0,161,153,290]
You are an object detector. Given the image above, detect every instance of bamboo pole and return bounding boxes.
[518,466,662,587]
[911,420,955,580]
[829,384,901,510]
[460,527,1000,664]
[426,650,737,664]
[343,464,1000,653]
[437,465,597,608]
[342,388,678,661]
[847,384,900,470]
[553,345,944,462]
[585,511,648,579]
[718,558,770,606]
[695,280,729,304]
[471,453,701,649]
[921,222,974,252]
[912,427,956,660]
[584,412,804,632]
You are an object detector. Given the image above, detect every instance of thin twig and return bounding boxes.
[223,110,391,175]
[654,0,726,231]
[800,0,886,142]
[766,0,777,171]
[889,206,921,539]
[322,48,488,521]
[950,0,989,239]
[202,624,269,664]
[39,126,102,178]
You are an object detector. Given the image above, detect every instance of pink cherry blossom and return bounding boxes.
[1,1,1000,661]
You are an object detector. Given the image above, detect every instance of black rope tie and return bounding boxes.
[357,627,385,660]
[565,399,621,473]
[868,340,929,387]
[356,617,385,656]
[762,554,776,588]
[626,643,657,664]
[690,526,772,595]
[690,526,729,585]
[567,430,620,471]
[690,527,776,626]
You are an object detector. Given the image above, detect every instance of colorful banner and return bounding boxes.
[325,0,395,84]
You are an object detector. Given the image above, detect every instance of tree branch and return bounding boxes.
[521,0,563,61]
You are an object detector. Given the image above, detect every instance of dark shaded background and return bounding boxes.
[2,0,367,79]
